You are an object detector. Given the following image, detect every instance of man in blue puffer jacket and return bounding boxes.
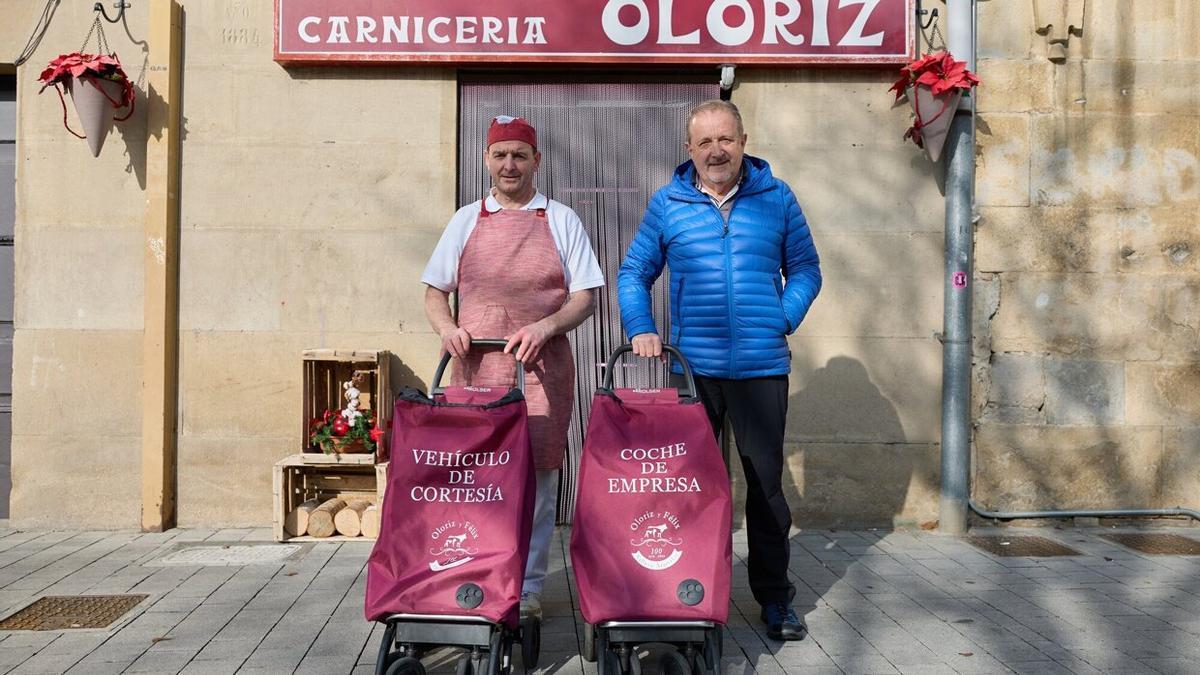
[617,100,821,641]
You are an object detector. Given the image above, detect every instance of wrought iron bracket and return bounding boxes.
[918,5,939,30]
[94,1,130,24]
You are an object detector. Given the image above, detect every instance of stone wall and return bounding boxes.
[973,0,1200,513]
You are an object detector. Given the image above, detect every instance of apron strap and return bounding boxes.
[479,204,548,219]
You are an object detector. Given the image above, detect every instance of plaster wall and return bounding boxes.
[5,1,454,527]
[735,68,944,528]
[174,1,455,525]
[7,4,150,527]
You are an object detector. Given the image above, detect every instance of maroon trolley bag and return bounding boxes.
[365,341,538,675]
[570,344,731,673]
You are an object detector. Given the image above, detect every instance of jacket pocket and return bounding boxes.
[671,275,687,345]
[772,278,791,333]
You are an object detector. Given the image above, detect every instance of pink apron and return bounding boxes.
[451,202,575,469]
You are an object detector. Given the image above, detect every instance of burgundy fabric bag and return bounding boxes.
[365,354,535,629]
[570,347,732,624]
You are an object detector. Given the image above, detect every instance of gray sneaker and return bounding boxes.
[520,591,542,619]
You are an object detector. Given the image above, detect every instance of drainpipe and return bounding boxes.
[938,0,977,535]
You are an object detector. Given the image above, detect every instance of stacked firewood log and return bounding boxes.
[285,497,381,538]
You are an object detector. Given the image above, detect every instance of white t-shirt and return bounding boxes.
[421,191,606,294]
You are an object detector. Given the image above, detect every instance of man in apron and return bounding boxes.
[421,115,604,619]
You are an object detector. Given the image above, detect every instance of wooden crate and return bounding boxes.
[302,349,394,463]
[273,454,389,542]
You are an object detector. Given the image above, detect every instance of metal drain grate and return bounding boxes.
[0,595,148,631]
[153,543,305,566]
[966,535,1082,557]
[1101,533,1200,555]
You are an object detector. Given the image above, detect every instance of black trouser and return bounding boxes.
[674,373,795,606]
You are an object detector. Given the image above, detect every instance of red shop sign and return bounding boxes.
[274,0,914,65]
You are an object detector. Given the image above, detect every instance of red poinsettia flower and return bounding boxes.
[369,427,386,443]
[37,51,136,129]
[889,50,980,100]
[890,51,982,153]
[39,52,125,86]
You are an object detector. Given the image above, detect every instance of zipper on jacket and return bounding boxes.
[722,202,738,373]
[717,203,730,238]
[701,192,739,375]
[674,275,686,349]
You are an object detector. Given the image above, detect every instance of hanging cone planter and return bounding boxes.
[889,51,980,162]
[37,52,135,157]
[64,75,130,157]
[907,85,962,163]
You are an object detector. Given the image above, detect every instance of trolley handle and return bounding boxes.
[602,343,697,399]
[431,338,525,395]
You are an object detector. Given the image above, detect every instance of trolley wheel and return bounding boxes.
[581,623,597,663]
[385,656,426,675]
[659,650,691,675]
[520,616,541,671]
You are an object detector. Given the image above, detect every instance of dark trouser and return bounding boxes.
[674,373,795,606]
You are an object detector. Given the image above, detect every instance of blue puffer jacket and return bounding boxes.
[617,156,821,379]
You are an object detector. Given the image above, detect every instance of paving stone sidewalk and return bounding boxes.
[0,524,1198,674]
